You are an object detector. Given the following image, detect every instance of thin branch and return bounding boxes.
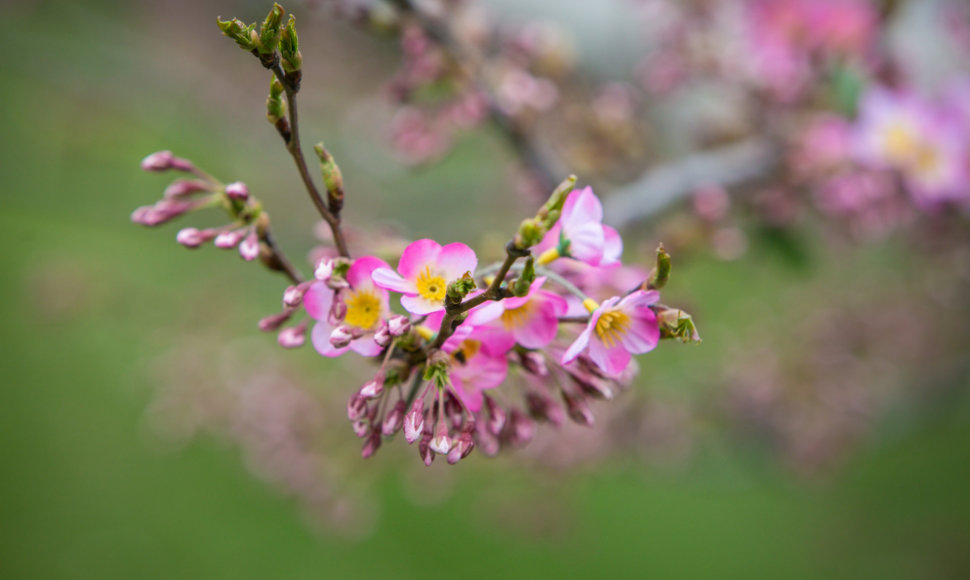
[268,60,352,258]
[260,228,304,284]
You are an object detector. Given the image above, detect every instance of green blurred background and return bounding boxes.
[2,1,969,578]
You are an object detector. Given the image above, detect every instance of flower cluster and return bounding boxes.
[307,181,698,464]
[134,3,702,470]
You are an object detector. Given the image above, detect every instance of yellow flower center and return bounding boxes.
[595,310,630,348]
[344,290,381,330]
[884,123,919,164]
[501,300,535,330]
[913,144,941,176]
[454,339,481,364]
[416,266,447,302]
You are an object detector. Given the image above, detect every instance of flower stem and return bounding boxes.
[268,61,351,259]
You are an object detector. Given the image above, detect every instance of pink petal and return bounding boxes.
[601,226,623,265]
[477,327,516,356]
[349,336,385,357]
[310,320,350,357]
[618,290,660,310]
[449,376,483,414]
[621,309,660,354]
[561,187,603,231]
[513,301,560,349]
[465,300,504,326]
[561,324,594,365]
[401,294,444,315]
[397,239,441,280]
[588,336,631,377]
[303,282,333,321]
[454,349,508,390]
[436,242,478,282]
[372,267,417,295]
[566,222,605,264]
[347,256,390,291]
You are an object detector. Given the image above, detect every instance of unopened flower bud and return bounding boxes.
[444,392,463,430]
[519,351,548,376]
[403,401,425,444]
[526,392,564,426]
[352,420,370,438]
[387,315,411,336]
[282,282,311,308]
[320,303,344,333]
[164,179,210,198]
[382,399,407,436]
[505,408,536,446]
[373,324,392,348]
[258,310,293,332]
[514,218,545,250]
[314,258,334,281]
[447,431,475,464]
[361,428,382,458]
[646,243,671,290]
[216,16,257,51]
[430,421,452,455]
[130,206,159,226]
[212,229,244,249]
[277,321,307,348]
[280,14,303,73]
[257,3,284,55]
[140,150,175,172]
[419,432,435,466]
[329,326,355,348]
[239,230,260,261]
[326,275,350,290]
[224,181,249,201]
[476,428,500,457]
[359,373,385,399]
[347,393,367,421]
[140,150,193,172]
[484,395,506,436]
[175,227,215,249]
[563,391,594,427]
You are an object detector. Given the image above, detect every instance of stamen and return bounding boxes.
[344,290,381,329]
[595,310,630,348]
[416,266,447,302]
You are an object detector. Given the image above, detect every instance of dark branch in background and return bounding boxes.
[388,0,560,192]
[603,138,779,229]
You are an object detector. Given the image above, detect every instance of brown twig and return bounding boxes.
[267,59,352,258]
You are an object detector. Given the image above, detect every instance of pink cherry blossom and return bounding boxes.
[561,290,661,377]
[854,88,969,204]
[304,256,391,357]
[467,277,568,349]
[536,187,622,267]
[371,239,477,314]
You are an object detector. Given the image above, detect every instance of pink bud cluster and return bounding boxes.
[132,152,269,262]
